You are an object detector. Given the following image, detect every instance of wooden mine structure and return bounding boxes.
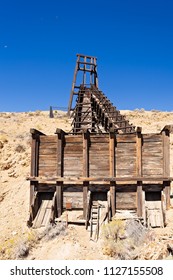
[28,54,171,238]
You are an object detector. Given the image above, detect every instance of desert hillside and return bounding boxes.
[0,109,173,260]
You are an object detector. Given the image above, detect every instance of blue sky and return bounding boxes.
[0,0,173,112]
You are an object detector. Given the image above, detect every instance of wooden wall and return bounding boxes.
[30,127,171,213]
[89,135,109,177]
[36,132,166,179]
[116,135,137,177]
[39,136,57,177]
[142,134,163,177]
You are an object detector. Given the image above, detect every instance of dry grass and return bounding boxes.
[39,223,67,241]
[101,219,149,260]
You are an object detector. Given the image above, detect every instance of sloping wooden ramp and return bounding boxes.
[32,193,54,229]
[146,201,165,228]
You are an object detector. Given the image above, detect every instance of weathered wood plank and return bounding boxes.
[65,136,83,143]
[162,130,170,177]
[39,154,57,160]
[39,148,57,155]
[116,192,137,210]
[116,135,136,143]
[89,146,109,152]
[64,155,83,160]
[142,134,162,142]
[39,170,57,177]
[39,143,57,149]
[83,182,89,218]
[90,138,109,143]
[142,168,163,176]
[56,181,63,217]
[163,181,170,210]
[39,158,57,165]
[137,181,143,217]
[40,136,57,143]
[64,145,83,152]
[110,181,116,215]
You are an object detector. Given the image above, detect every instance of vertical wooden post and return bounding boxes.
[137,181,143,217]
[29,129,44,223]
[55,129,65,217]
[83,181,89,219]
[163,181,170,210]
[83,129,89,218]
[109,128,116,216]
[30,131,36,217]
[56,181,63,217]
[30,182,35,206]
[110,181,116,216]
[136,127,143,217]
[162,127,171,209]
[30,129,40,177]
[56,129,65,177]
[136,127,142,177]
[162,128,170,178]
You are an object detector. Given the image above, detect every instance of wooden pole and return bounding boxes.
[137,181,143,217]
[55,129,65,217]
[162,128,170,209]
[162,128,170,177]
[136,127,143,217]
[30,134,39,177]
[29,129,43,223]
[55,129,65,177]
[83,129,89,218]
[110,181,116,216]
[109,128,116,216]
[56,181,63,217]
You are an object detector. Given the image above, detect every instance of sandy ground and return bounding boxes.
[0,109,173,260]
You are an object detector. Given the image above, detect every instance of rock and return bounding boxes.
[8,170,17,178]
[0,141,4,149]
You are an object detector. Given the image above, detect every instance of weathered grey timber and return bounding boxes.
[27,126,172,229]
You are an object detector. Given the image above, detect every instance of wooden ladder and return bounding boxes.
[90,201,100,241]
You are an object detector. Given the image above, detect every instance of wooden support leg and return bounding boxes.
[137,181,143,217]
[30,181,35,207]
[110,181,116,217]
[56,181,63,218]
[27,181,36,226]
[163,181,170,210]
[83,181,89,219]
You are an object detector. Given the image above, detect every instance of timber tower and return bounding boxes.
[68,54,135,134]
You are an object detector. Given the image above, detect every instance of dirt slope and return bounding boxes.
[0,109,173,260]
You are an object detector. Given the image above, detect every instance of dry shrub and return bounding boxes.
[13,231,38,259]
[15,144,26,153]
[101,220,133,259]
[39,223,66,241]
[14,242,29,258]
[102,219,148,260]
